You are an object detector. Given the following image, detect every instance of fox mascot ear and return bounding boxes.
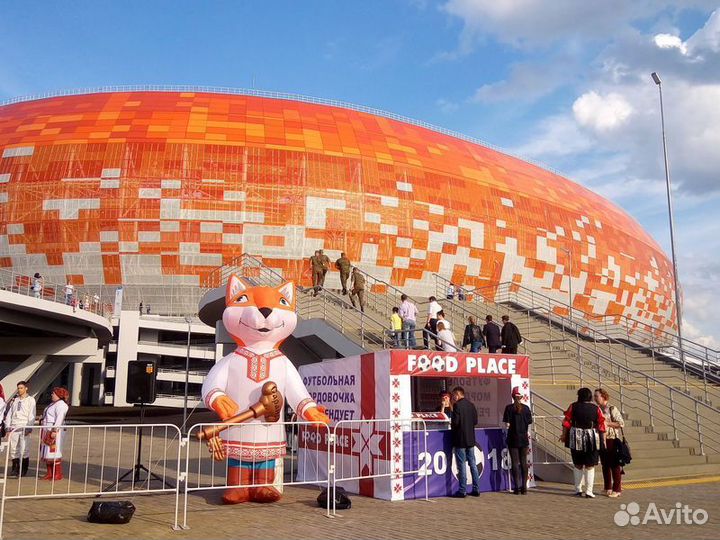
[226,274,253,305]
[278,281,296,310]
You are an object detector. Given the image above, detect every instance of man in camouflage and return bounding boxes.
[335,252,352,295]
[349,267,366,313]
[310,250,324,296]
[318,249,331,289]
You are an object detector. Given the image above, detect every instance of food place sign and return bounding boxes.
[390,350,529,379]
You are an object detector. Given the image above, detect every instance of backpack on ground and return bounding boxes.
[317,487,352,510]
[87,501,136,524]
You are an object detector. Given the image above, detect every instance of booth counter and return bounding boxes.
[297,350,534,501]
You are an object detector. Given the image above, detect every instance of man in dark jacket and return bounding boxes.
[462,316,485,352]
[501,315,523,354]
[483,315,502,353]
[450,386,480,497]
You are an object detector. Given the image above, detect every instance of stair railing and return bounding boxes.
[433,273,719,398]
[423,289,720,457]
[202,254,460,352]
[433,273,719,374]
[530,393,571,466]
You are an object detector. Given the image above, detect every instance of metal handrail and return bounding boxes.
[428,287,720,455]
[489,284,720,397]
[529,393,572,465]
[342,268,459,351]
[0,85,569,178]
[527,317,720,455]
[0,267,109,317]
[500,281,719,363]
[351,267,412,323]
[433,273,719,367]
[204,254,460,351]
[201,253,288,291]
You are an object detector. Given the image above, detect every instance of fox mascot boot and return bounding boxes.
[202,275,331,504]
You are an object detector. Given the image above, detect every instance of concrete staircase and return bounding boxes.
[433,288,720,483]
[201,255,720,483]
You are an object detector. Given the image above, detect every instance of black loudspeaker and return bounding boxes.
[126,361,157,404]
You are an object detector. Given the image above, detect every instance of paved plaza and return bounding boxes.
[2,479,718,539]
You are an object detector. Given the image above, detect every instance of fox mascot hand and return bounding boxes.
[212,395,240,421]
[304,405,331,425]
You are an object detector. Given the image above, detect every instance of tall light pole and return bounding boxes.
[182,315,192,435]
[559,247,573,322]
[651,72,686,384]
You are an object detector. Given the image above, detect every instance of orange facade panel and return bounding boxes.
[0,91,676,335]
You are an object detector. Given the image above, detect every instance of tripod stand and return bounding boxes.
[102,402,175,493]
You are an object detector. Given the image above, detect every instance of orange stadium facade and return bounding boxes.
[0,88,676,335]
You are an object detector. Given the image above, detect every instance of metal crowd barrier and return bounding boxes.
[181,420,332,528]
[0,424,183,538]
[331,418,429,514]
[0,419,436,535]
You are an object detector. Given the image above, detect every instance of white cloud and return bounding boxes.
[651,11,720,60]
[512,115,593,158]
[471,59,574,103]
[438,4,720,344]
[572,91,633,132]
[683,319,719,348]
[520,81,720,195]
[436,98,459,113]
[654,33,688,55]
[686,8,720,54]
[440,0,718,50]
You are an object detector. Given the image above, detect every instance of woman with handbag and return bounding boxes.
[594,388,625,497]
[40,387,70,481]
[560,387,606,498]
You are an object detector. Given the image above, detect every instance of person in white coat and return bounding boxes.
[6,381,36,478]
[437,321,458,352]
[40,387,70,481]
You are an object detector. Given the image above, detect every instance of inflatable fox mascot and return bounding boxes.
[201,275,331,504]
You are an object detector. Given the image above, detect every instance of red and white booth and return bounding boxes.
[297,349,534,500]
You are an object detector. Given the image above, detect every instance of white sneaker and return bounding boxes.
[585,492,596,498]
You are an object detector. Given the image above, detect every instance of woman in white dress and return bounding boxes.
[40,387,70,481]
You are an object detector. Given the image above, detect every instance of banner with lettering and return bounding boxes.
[402,428,517,499]
[390,350,529,378]
[300,360,362,422]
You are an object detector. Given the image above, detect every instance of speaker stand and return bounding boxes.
[101,403,175,494]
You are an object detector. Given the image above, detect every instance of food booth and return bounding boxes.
[297,349,534,501]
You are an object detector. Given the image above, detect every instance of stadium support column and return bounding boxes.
[71,362,83,406]
[0,355,46,396]
[114,310,141,407]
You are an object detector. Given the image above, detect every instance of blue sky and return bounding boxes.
[1,1,719,345]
